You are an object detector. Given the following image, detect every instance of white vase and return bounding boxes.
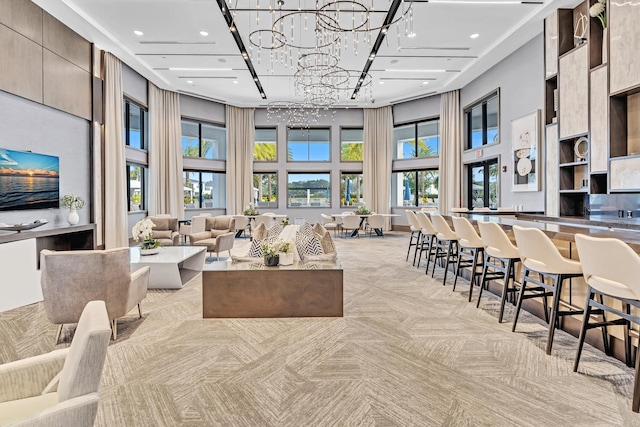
[67,209,79,226]
[140,247,160,256]
[279,253,294,266]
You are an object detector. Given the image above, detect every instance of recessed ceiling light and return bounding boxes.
[470,33,480,39]
[408,32,417,38]
[133,30,143,36]
[233,80,238,84]
[187,80,193,84]
[200,31,209,36]
[169,67,232,71]
[379,81,385,84]
[430,0,520,3]
[422,81,430,85]
[388,69,447,73]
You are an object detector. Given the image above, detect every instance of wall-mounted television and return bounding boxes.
[0,148,60,211]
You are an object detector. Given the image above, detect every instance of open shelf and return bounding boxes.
[560,192,589,216]
[545,76,558,125]
[590,172,608,194]
[610,92,640,158]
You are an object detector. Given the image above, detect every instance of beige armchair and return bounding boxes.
[41,248,150,342]
[148,216,180,246]
[0,300,111,427]
[189,216,236,260]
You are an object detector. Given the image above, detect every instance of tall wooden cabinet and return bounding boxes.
[544,0,640,216]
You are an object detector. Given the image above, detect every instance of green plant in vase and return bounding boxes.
[132,218,160,254]
[261,242,279,266]
[355,202,371,215]
[243,202,259,216]
[61,194,85,225]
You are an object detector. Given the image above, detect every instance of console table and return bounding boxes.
[202,259,343,318]
[0,224,95,312]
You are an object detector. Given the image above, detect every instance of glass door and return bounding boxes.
[467,159,499,209]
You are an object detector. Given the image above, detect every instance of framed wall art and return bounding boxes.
[511,110,540,192]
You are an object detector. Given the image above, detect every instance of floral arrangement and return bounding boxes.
[281,217,290,226]
[590,0,606,29]
[261,242,278,259]
[132,218,160,250]
[243,203,259,216]
[355,202,371,215]
[61,194,85,210]
[279,241,291,254]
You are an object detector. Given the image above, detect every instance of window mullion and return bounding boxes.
[482,102,488,146]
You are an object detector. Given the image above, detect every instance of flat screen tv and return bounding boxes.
[0,148,60,211]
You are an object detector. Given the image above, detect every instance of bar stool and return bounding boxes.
[451,217,485,302]
[430,214,459,286]
[405,210,422,265]
[415,212,438,274]
[512,225,583,355]
[476,221,521,322]
[574,234,640,412]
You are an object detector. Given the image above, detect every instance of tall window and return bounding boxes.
[393,119,440,159]
[467,159,499,209]
[464,92,499,149]
[127,164,146,212]
[183,171,226,209]
[287,172,330,207]
[254,128,277,161]
[123,99,148,150]
[287,128,330,161]
[181,120,226,159]
[340,173,363,206]
[253,172,278,207]
[341,128,363,161]
[391,170,439,207]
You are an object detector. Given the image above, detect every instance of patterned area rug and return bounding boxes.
[1,231,639,426]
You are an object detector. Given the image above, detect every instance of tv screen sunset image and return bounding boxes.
[0,148,60,211]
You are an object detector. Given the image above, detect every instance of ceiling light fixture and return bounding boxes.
[200,31,209,36]
[470,33,479,39]
[233,80,238,84]
[187,80,193,84]
[168,67,232,71]
[133,30,144,36]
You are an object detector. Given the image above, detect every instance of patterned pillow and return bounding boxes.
[295,232,324,261]
[314,230,336,254]
[312,222,327,236]
[267,221,282,238]
[299,222,313,237]
[253,222,268,240]
[246,237,275,257]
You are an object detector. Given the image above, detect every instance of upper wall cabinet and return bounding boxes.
[559,46,589,139]
[610,0,640,94]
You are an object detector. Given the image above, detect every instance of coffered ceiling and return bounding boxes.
[33,0,579,107]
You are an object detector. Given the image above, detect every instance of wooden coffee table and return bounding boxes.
[202,259,343,318]
[130,246,206,289]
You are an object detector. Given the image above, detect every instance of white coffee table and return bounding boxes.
[130,246,206,289]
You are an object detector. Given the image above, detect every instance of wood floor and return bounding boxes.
[2,232,639,426]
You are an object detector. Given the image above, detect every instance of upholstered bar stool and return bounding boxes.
[512,225,583,355]
[415,212,438,274]
[574,234,640,412]
[430,214,459,286]
[451,217,485,302]
[476,221,521,322]
[405,210,422,265]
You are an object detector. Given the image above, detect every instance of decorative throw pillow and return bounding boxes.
[152,230,172,240]
[267,221,282,238]
[299,222,313,237]
[295,232,324,261]
[253,222,268,240]
[314,230,336,254]
[312,222,327,236]
[246,237,275,258]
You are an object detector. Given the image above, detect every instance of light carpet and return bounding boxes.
[1,232,639,426]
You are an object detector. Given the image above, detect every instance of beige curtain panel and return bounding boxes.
[226,105,255,215]
[148,83,184,219]
[363,106,393,230]
[439,90,462,212]
[103,53,129,249]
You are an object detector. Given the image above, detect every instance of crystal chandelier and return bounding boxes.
[226,0,414,126]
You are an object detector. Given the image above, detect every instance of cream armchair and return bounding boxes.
[148,216,180,246]
[0,300,111,427]
[189,216,236,260]
[41,248,150,342]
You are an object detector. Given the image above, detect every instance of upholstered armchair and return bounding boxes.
[40,248,150,342]
[148,216,180,246]
[189,216,236,260]
[0,300,111,427]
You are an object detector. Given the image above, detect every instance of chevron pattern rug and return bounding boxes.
[1,232,639,426]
